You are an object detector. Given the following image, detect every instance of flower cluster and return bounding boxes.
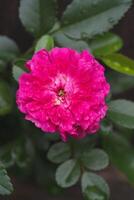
[16,48,110,141]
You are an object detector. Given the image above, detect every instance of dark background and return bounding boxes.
[0,0,134,199]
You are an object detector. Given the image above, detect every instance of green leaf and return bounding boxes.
[89,32,123,57]
[0,36,19,62]
[82,149,109,171]
[35,35,54,52]
[12,52,32,82]
[108,100,134,129]
[55,159,80,188]
[0,163,13,195]
[19,0,56,37]
[12,59,27,81]
[12,138,35,168]
[101,53,134,76]
[0,81,13,115]
[53,31,90,51]
[72,136,97,158]
[100,119,112,136]
[0,60,6,72]
[47,142,71,164]
[102,133,134,184]
[0,138,35,169]
[81,172,110,200]
[49,21,61,34]
[60,0,132,39]
[0,145,15,168]
[12,65,25,82]
[106,70,134,95]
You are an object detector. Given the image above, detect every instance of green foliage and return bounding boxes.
[0,163,13,195]
[12,52,32,81]
[89,32,123,57]
[81,172,110,200]
[100,119,112,136]
[0,81,13,115]
[12,138,35,168]
[101,53,134,76]
[82,149,109,171]
[106,70,134,95]
[47,142,71,164]
[0,0,134,199]
[35,35,54,52]
[108,100,134,129]
[13,60,26,82]
[72,136,97,158]
[60,0,132,39]
[0,137,35,169]
[0,36,19,62]
[0,145,14,168]
[0,60,6,72]
[55,159,80,188]
[54,31,90,51]
[103,133,134,184]
[19,0,56,37]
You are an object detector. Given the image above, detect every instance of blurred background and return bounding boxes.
[0,0,134,199]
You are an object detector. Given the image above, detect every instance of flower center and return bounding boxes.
[58,89,66,97]
[52,73,73,106]
[54,88,66,106]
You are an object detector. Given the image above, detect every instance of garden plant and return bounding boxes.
[0,0,134,199]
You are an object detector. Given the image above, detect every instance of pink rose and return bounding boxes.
[16,48,110,141]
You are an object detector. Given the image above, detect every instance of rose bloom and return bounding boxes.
[16,48,110,141]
